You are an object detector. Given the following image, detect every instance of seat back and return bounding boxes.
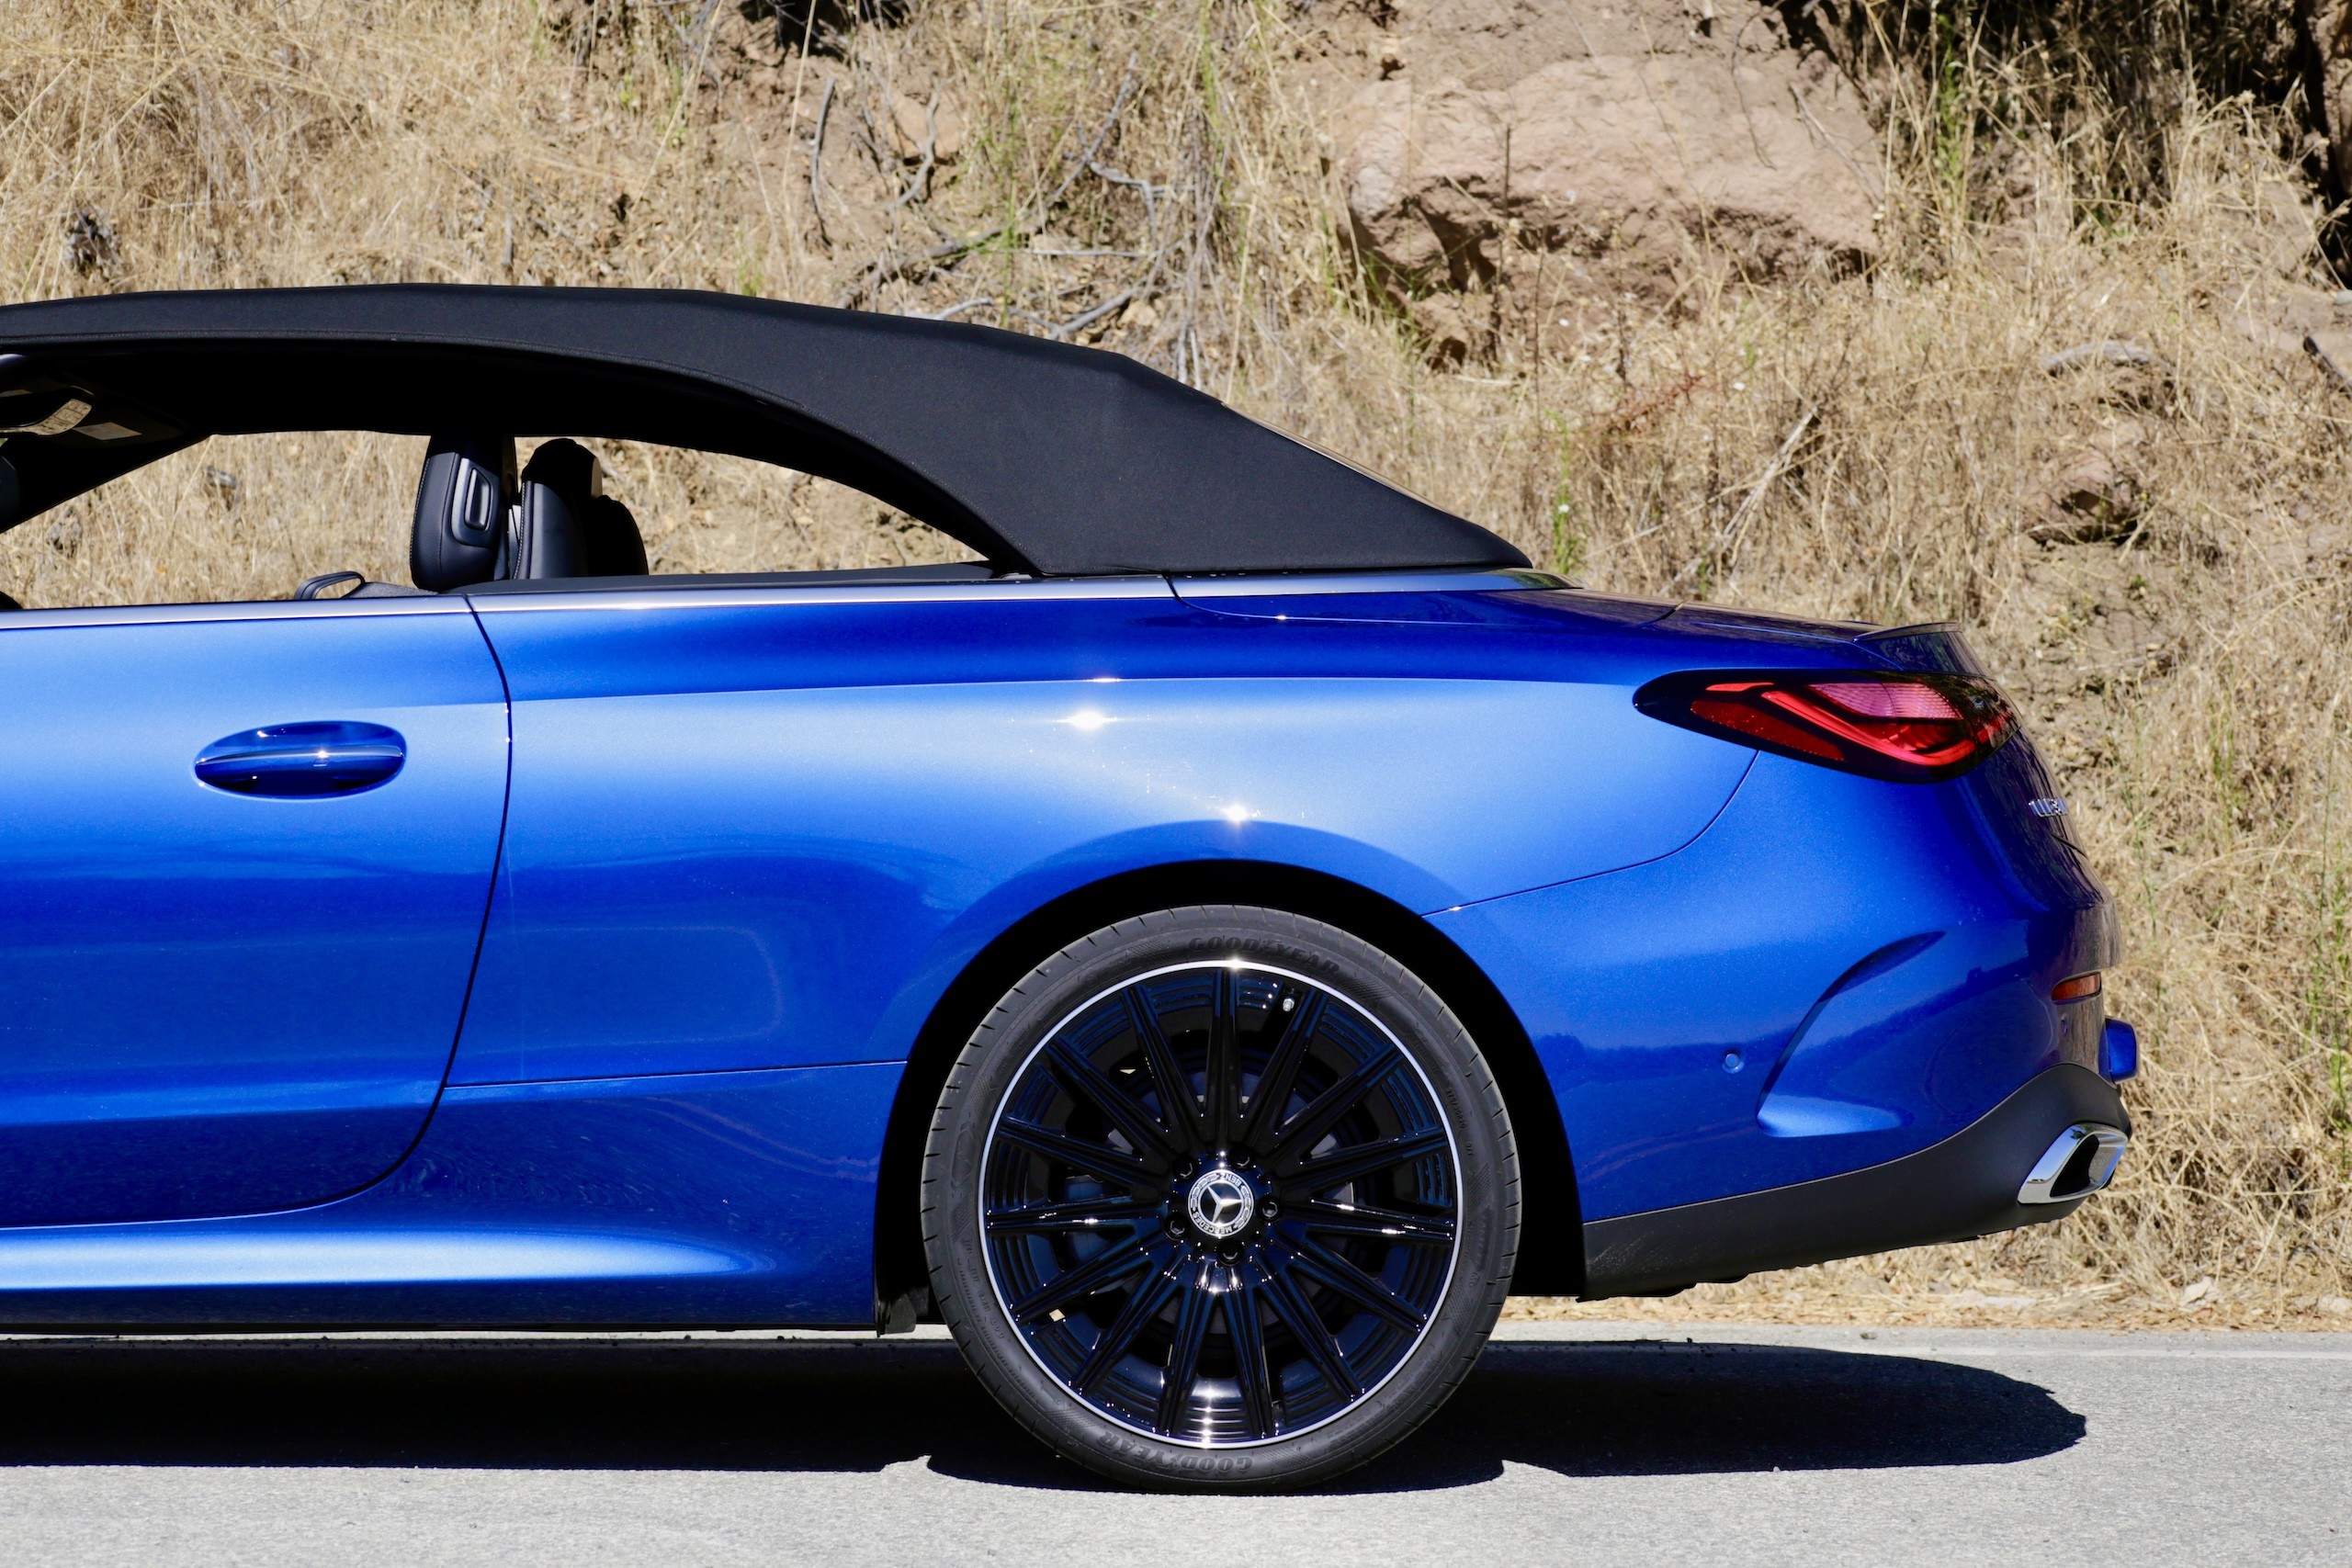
[582,495,650,576]
[507,438,594,580]
[509,439,646,580]
[410,434,514,592]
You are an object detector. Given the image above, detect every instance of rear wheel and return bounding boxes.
[922,906,1518,1490]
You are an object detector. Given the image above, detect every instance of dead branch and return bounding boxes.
[1718,400,1819,570]
[1585,371,1706,437]
[1051,289,1144,341]
[808,75,835,248]
[913,296,997,322]
[2041,340,2162,373]
[1086,159,1167,252]
[845,57,1145,313]
[1040,55,1139,217]
[888,94,939,213]
[2304,333,2352,397]
[838,233,996,308]
[1668,400,1819,588]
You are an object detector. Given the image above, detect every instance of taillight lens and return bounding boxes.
[1634,670,2018,782]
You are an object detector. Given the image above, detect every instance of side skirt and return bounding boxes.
[0,1063,899,1330]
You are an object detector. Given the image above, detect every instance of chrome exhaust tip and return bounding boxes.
[2018,1122,2128,1204]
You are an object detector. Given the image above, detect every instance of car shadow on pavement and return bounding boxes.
[0,1335,2081,1491]
[1335,1338,2086,1493]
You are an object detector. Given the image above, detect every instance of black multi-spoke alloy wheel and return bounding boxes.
[923,908,1518,1490]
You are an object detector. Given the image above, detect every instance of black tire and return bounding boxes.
[922,906,1518,1491]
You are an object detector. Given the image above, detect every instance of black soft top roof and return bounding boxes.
[0,285,1524,577]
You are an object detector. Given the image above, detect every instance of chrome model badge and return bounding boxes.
[1186,1168,1255,1239]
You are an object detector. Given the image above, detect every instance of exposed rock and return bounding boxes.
[1333,0,1881,341]
[2259,515,2352,574]
[2304,1,2352,199]
[2041,339,2175,411]
[2026,420,2149,545]
[885,90,965,164]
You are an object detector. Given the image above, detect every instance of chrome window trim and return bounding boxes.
[1172,568,1573,599]
[467,575,1175,615]
[0,597,467,633]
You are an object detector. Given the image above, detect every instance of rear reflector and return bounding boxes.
[2052,973,2103,1003]
[2100,1019,2140,1081]
[1634,670,2018,782]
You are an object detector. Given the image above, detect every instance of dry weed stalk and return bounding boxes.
[1,0,2347,1317]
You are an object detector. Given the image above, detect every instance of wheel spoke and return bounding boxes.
[995,1117,1157,1190]
[1153,1259,1217,1434]
[1283,1236,1428,1334]
[1266,1045,1402,1171]
[1286,1198,1456,1246]
[1261,1259,1361,1399]
[1125,987,1205,1145]
[985,1194,1163,1235]
[1225,1275,1279,1439]
[1237,987,1322,1153]
[1070,1249,1186,1392]
[1203,967,1242,1148]
[1007,1232,1160,1323]
[1045,1040,1179,1169]
[1276,1126,1448,1196]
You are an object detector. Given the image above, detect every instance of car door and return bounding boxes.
[0,598,510,1227]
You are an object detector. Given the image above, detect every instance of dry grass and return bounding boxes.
[4,0,2349,1324]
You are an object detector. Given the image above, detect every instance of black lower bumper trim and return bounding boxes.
[1580,1065,2129,1300]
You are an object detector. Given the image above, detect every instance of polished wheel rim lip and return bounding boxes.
[978,958,1464,1451]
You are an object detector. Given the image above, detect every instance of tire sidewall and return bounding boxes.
[922,906,1517,1491]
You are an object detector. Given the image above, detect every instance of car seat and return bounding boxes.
[507,438,648,581]
[411,434,514,592]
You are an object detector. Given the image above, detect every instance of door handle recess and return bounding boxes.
[195,721,407,797]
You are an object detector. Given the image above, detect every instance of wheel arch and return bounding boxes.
[871,860,1584,1327]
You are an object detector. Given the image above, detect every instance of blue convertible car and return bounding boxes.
[0,287,2132,1487]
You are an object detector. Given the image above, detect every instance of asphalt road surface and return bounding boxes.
[0,1322,2344,1566]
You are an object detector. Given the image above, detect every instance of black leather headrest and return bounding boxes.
[509,438,596,580]
[411,434,514,592]
[511,440,647,580]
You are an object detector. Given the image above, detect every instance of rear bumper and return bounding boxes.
[1581,1064,2129,1299]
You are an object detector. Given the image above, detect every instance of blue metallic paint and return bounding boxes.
[0,573,2116,1325]
[447,581,1751,1086]
[0,602,507,1228]
[0,1063,894,1326]
[1432,739,2109,1220]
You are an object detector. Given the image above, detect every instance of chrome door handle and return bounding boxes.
[194,721,407,796]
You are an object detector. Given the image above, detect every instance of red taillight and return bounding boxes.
[1635,670,2018,782]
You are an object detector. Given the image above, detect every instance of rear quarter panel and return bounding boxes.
[451,581,1755,1086]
